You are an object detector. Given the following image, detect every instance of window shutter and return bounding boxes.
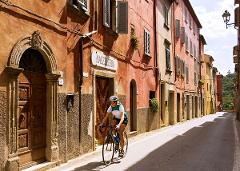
[117,1,128,34]
[235,7,239,28]
[190,40,192,55]
[177,57,180,74]
[180,27,185,44]
[144,30,147,55]
[164,6,169,25]
[144,29,150,56]
[176,19,180,38]
[185,35,188,51]
[166,48,171,69]
[103,0,110,27]
[147,32,150,55]
[78,0,88,11]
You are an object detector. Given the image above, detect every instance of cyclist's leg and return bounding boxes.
[119,123,126,150]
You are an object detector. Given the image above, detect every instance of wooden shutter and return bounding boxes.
[185,35,188,51]
[117,1,128,34]
[176,19,180,38]
[180,27,185,44]
[235,7,239,28]
[103,0,110,27]
[166,48,171,69]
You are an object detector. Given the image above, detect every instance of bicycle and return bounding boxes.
[100,125,128,165]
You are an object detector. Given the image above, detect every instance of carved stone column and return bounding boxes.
[5,66,23,171]
[45,73,60,162]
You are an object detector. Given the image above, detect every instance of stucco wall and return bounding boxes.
[80,94,94,154]
[58,93,80,162]
[0,91,7,170]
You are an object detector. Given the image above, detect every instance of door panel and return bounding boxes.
[18,72,46,167]
[95,77,114,144]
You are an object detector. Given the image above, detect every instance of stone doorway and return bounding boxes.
[18,49,47,169]
[6,31,60,171]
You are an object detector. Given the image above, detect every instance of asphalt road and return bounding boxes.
[49,112,240,171]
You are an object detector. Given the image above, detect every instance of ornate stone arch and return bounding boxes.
[8,31,58,74]
[5,31,60,170]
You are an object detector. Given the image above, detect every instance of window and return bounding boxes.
[71,0,88,12]
[144,29,151,56]
[190,40,193,56]
[189,16,192,29]
[185,7,188,23]
[194,72,197,85]
[175,56,180,76]
[185,35,189,52]
[164,6,169,28]
[193,23,196,35]
[176,19,180,38]
[180,27,185,44]
[166,46,171,71]
[186,66,189,84]
[103,0,128,34]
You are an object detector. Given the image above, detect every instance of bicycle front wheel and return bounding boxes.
[102,135,115,165]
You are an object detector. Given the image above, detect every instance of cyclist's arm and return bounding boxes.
[117,112,124,127]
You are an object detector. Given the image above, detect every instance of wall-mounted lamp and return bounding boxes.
[222,10,238,29]
[66,94,74,112]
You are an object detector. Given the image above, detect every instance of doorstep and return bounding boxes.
[21,161,59,171]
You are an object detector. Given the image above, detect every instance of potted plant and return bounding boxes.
[199,79,204,85]
[130,34,139,50]
[149,98,159,113]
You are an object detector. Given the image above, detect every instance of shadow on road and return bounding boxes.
[126,112,236,171]
[72,157,121,171]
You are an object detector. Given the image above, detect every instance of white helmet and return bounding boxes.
[109,95,119,102]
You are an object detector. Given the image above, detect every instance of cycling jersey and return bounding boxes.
[107,103,124,119]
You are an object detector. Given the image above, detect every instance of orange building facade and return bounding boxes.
[173,0,202,122]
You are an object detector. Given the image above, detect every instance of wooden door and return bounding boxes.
[95,77,114,144]
[18,49,47,168]
[18,72,46,168]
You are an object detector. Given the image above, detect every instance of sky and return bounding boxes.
[190,0,237,76]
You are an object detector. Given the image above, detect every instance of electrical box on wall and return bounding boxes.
[58,71,64,86]
[66,94,74,112]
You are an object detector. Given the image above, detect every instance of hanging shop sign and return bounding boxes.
[91,50,118,71]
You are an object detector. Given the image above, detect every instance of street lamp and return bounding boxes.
[222,10,235,28]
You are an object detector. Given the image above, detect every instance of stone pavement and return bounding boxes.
[48,112,240,171]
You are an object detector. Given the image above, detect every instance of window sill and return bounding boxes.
[164,23,170,30]
[104,27,119,37]
[70,3,90,19]
[166,69,172,74]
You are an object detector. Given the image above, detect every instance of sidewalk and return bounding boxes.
[49,112,229,171]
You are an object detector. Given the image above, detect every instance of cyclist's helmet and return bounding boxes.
[109,95,119,102]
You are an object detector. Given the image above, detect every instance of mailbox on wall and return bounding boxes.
[66,94,74,112]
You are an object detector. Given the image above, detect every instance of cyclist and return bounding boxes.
[100,95,128,157]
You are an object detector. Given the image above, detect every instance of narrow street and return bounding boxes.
[49,112,240,171]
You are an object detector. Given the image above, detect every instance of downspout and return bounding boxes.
[153,0,159,89]
[153,0,161,128]
[79,37,83,143]
[172,1,176,82]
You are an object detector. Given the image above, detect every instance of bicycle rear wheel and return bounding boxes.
[121,131,128,158]
[102,135,115,165]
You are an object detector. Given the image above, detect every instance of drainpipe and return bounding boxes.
[79,38,83,143]
[153,0,159,90]
[153,0,161,128]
